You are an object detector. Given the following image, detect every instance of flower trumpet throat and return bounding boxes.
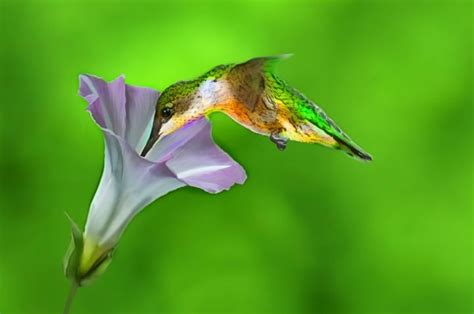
[78,237,114,281]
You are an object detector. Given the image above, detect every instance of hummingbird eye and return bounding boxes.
[161,107,173,119]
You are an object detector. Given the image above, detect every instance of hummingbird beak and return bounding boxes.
[141,119,162,157]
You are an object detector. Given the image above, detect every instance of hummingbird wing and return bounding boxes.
[228,54,292,111]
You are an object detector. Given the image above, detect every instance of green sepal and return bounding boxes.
[63,213,84,285]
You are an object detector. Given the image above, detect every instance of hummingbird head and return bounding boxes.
[141,66,233,157]
[141,80,201,156]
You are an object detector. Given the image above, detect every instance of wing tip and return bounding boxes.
[336,139,373,162]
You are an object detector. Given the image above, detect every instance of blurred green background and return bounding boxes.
[0,0,472,313]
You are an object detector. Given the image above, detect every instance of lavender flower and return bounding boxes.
[64,75,246,289]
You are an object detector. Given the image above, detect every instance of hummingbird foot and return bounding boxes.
[270,132,288,151]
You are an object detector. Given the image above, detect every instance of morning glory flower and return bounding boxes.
[64,75,246,289]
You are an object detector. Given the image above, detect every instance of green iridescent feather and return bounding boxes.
[261,56,371,160]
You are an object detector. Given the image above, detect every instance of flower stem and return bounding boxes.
[63,282,78,314]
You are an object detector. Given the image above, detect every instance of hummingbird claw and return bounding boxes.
[270,132,287,151]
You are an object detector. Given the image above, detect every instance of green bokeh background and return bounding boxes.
[1,0,472,313]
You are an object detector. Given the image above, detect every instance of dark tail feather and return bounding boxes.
[335,138,372,162]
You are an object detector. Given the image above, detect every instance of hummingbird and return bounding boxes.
[141,55,372,161]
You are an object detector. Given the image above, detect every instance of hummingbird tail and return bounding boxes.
[335,138,372,162]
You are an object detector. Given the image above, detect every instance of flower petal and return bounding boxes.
[165,119,247,193]
[145,118,208,162]
[79,75,126,138]
[79,74,160,150]
[85,130,185,248]
[124,85,159,150]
